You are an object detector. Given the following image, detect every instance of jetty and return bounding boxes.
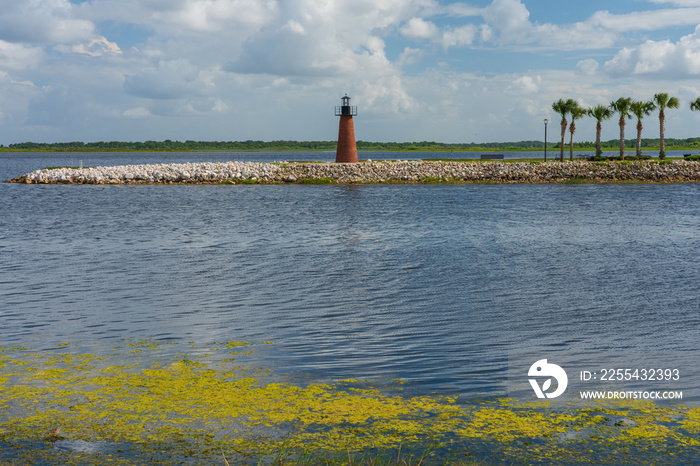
[8,160,700,184]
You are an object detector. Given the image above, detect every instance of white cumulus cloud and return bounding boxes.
[576,58,599,75]
[442,24,478,49]
[397,47,425,66]
[0,0,94,44]
[482,0,532,42]
[507,75,541,94]
[227,0,430,77]
[648,0,700,7]
[56,37,122,57]
[588,7,700,33]
[400,17,439,41]
[604,25,700,78]
[0,41,44,69]
[436,0,700,51]
[124,59,213,99]
[80,0,278,34]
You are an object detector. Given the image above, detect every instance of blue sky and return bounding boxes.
[3,0,700,144]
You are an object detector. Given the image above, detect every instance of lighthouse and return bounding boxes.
[335,94,358,163]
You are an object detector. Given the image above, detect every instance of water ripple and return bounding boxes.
[2,155,700,396]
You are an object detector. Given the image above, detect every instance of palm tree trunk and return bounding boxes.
[596,122,602,157]
[569,122,575,160]
[636,120,643,157]
[659,110,666,159]
[560,119,567,162]
[619,116,626,160]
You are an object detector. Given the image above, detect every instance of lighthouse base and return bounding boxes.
[336,115,358,163]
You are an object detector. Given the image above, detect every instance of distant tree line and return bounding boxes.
[3,137,700,153]
[2,139,550,152]
[2,140,336,152]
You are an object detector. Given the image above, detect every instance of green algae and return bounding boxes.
[1,343,700,465]
[296,177,335,184]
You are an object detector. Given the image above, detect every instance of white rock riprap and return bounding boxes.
[9,160,700,184]
[13,162,285,185]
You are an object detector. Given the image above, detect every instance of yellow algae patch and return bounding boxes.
[680,406,700,434]
[457,406,581,441]
[618,418,673,441]
[225,341,249,348]
[1,343,700,465]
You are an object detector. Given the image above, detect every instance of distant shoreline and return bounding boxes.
[2,138,700,153]
[1,147,699,153]
[8,160,700,185]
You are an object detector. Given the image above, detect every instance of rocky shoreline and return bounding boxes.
[9,160,700,184]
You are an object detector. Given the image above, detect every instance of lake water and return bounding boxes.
[2,151,700,462]
[2,150,700,392]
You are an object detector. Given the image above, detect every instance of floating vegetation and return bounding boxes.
[1,342,699,465]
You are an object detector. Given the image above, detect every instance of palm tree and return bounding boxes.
[630,100,655,157]
[691,97,700,113]
[568,102,586,160]
[588,105,613,157]
[609,97,633,160]
[552,99,575,162]
[653,93,680,159]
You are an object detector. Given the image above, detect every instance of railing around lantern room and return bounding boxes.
[335,106,357,116]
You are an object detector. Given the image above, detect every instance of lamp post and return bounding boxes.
[543,119,549,162]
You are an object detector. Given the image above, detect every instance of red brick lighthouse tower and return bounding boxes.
[335,94,358,163]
